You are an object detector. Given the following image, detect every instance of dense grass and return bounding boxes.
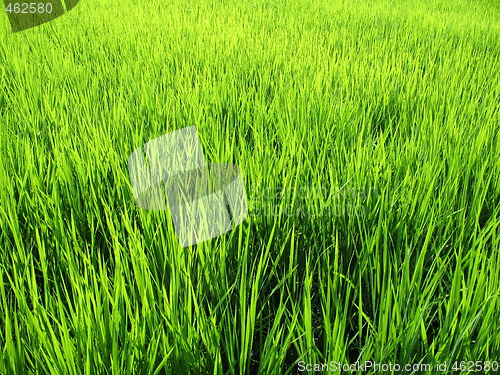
[0,0,499,373]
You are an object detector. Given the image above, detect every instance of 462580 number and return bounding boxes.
[5,3,53,14]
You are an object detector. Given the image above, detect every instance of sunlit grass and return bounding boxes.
[0,0,499,373]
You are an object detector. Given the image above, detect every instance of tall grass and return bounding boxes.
[0,0,499,373]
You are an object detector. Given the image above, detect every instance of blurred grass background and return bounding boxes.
[0,0,499,373]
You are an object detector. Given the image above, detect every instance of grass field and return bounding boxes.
[0,0,499,373]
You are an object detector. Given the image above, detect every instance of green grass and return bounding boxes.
[0,0,499,373]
